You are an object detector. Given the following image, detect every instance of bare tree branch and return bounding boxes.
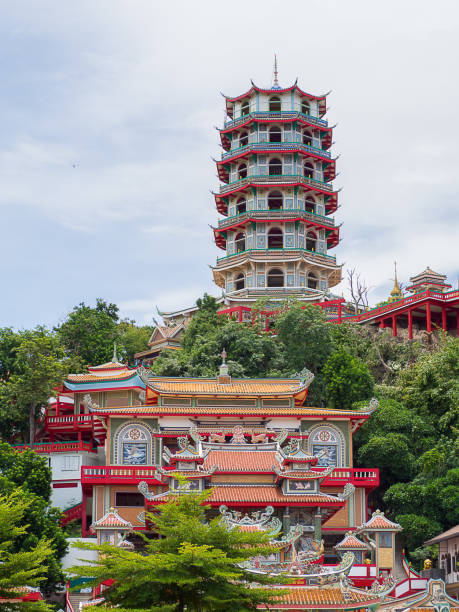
[347,268,370,314]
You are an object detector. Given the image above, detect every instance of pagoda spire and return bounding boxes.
[389,261,403,302]
[272,54,280,90]
[112,341,118,363]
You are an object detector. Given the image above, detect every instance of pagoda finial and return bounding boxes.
[221,348,227,364]
[391,261,400,295]
[272,54,280,90]
[112,341,118,363]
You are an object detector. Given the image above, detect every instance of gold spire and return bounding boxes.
[391,261,401,296]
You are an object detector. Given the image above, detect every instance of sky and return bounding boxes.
[0,0,458,329]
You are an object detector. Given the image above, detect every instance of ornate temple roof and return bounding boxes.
[263,586,380,609]
[203,449,277,472]
[91,507,132,530]
[191,485,344,506]
[335,531,369,550]
[358,509,402,531]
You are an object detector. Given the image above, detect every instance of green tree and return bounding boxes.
[70,487,288,611]
[57,299,119,366]
[0,328,69,443]
[0,491,54,612]
[0,446,68,594]
[117,319,154,366]
[322,349,374,409]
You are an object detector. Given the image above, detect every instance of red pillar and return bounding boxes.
[408,309,413,340]
[426,301,432,333]
[238,307,243,323]
[392,315,397,337]
[441,306,447,332]
[81,490,87,537]
[338,301,342,324]
[456,310,459,337]
[379,318,386,329]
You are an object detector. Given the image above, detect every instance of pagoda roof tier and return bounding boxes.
[146,483,345,508]
[203,449,278,472]
[215,177,338,208]
[220,113,333,149]
[261,585,381,610]
[213,218,339,251]
[215,190,337,217]
[223,82,328,118]
[217,208,336,230]
[91,507,132,530]
[217,146,335,180]
[87,361,128,373]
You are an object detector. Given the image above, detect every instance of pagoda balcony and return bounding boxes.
[81,465,162,486]
[217,209,335,230]
[45,414,106,440]
[13,440,96,454]
[221,141,332,162]
[216,247,337,267]
[318,467,379,489]
[224,110,328,130]
[219,174,333,195]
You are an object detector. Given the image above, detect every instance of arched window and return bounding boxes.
[268,191,283,210]
[305,197,316,214]
[267,268,284,287]
[269,96,281,112]
[114,422,154,466]
[238,163,247,179]
[301,99,310,115]
[269,158,282,176]
[308,425,345,467]
[303,162,314,179]
[268,227,283,249]
[239,132,248,147]
[303,130,313,146]
[269,126,282,143]
[306,231,317,252]
[235,273,245,290]
[307,272,318,289]
[236,197,246,214]
[235,232,246,253]
[241,100,250,116]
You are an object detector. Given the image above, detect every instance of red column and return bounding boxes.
[426,302,432,333]
[338,301,342,324]
[238,307,243,323]
[441,306,447,332]
[392,315,397,337]
[379,318,386,329]
[456,310,459,337]
[408,309,413,340]
[81,490,87,537]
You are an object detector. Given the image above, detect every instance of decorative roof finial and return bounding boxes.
[218,347,230,383]
[112,341,118,363]
[391,261,401,296]
[221,348,227,364]
[272,54,280,90]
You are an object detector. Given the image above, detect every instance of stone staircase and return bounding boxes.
[67,592,93,612]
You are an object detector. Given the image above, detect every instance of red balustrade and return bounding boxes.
[81,465,163,485]
[14,441,95,454]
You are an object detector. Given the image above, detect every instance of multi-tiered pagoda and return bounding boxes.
[211,66,341,308]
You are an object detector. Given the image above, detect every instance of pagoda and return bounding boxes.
[211,60,342,308]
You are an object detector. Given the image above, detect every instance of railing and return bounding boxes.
[216,247,336,265]
[46,414,94,428]
[13,440,95,454]
[317,467,379,488]
[81,465,162,484]
[336,289,459,324]
[221,141,332,161]
[217,209,335,230]
[220,173,333,194]
[224,111,329,130]
[60,502,83,526]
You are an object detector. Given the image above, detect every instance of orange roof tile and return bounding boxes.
[264,586,379,608]
[88,361,127,371]
[335,532,368,550]
[92,405,369,419]
[92,507,132,529]
[66,371,137,383]
[361,510,402,531]
[203,450,279,472]
[147,377,307,397]
[207,486,343,506]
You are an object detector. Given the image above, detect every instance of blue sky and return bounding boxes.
[1,0,458,328]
